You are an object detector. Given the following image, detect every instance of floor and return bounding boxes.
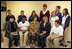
[1,30,71,48]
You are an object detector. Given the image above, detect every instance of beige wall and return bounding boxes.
[6,1,71,41]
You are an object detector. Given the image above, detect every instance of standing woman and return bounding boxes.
[62,8,70,42]
[50,11,59,27]
[28,10,40,23]
[40,4,50,22]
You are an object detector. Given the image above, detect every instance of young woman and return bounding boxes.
[62,8,70,42]
[28,10,40,23]
[29,17,40,48]
[50,11,59,27]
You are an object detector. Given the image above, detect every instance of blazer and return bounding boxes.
[5,21,19,38]
[30,21,40,34]
[40,21,51,36]
[63,16,70,30]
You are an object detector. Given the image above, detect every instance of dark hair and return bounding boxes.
[63,8,69,16]
[56,6,61,9]
[43,4,47,7]
[7,10,11,12]
[21,10,24,13]
[9,16,15,21]
[31,10,38,18]
[55,20,61,25]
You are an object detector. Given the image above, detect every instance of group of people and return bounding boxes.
[5,4,70,48]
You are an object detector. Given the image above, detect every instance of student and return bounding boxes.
[62,8,70,42]
[28,10,40,23]
[50,11,59,27]
[37,16,51,48]
[18,17,30,47]
[40,4,50,22]
[5,16,19,48]
[46,20,63,48]
[29,17,40,48]
[55,6,62,22]
[6,10,15,22]
[17,10,27,23]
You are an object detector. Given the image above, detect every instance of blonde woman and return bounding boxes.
[37,16,51,48]
[50,11,59,27]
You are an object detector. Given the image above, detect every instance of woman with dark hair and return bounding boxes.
[5,16,19,48]
[28,10,40,23]
[62,8,70,42]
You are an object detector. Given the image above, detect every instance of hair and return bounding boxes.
[22,16,25,20]
[43,16,48,22]
[43,4,47,7]
[63,8,69,16]
[33,17,37,21]
[9,16,15,21]
[21,10,24,13]
[55,20,61,25]
[7,10,11,12]
[56,6,61,9]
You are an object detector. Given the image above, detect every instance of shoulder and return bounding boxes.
[59,25,63,29]
[19,21,22,24]
[26,21,29,23]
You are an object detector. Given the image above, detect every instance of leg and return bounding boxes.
[24,31,29,46]
[53,37,63,48]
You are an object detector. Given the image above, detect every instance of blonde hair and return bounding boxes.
[43,16,48,22]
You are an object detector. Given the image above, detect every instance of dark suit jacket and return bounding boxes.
[40,21,51,36]
[5,21,19,38]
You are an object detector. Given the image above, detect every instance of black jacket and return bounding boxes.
[40,21,51,35]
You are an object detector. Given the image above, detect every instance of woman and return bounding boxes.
[50,11,59,27]
[5,16,19,48]
[29,17,40,48]
[28,10,40,23]
[37,16,51,48]
[62,8,70,42]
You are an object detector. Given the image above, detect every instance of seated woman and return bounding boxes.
[37,16,51,48]
[29,17,40,48]
[50,11,59,27]
[28,10,40,23]
[5,16,19,48]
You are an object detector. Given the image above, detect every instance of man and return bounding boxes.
[17,10,27,23]
[40,4,50,22]
[18,17,30,47]
[46,20,63,48]
[5,16,19,48]
[6,10,15,22]
[56,6,62,22]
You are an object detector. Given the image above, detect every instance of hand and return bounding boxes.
[40,33,43,36]
[10,33,14,35]
[47,36,51,39]
[22,30,26,32]
[43,31,46,34]
[52,37,56,40]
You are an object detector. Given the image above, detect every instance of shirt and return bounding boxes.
[19,21,30,30]
[51,25,63,36]
[50,16,59,27]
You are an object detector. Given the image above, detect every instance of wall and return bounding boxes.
[6,1,71,41]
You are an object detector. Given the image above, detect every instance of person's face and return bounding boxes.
[62,9,65,15]
[55,22,59,27]
[44,19,48,23]
[21,12,24,15]
[8,11,11,15]
[33,12,36,16]
[10,18,14,22]
[43,6,47,11]
[56,7,59,11]
[33,18,37,21]
[22,18,25,23]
